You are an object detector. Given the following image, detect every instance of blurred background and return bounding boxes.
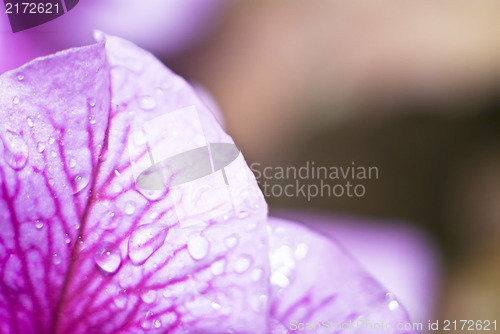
[2,0,500,328]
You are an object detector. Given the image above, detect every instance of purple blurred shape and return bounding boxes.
[273,209,442,326]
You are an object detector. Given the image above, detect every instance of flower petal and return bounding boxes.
[0,34,270,334]
[267,217,417,334]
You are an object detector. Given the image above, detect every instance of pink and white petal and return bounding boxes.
[53,35,270,334]
[267,217,418,334]
[279,211,441,326]
[0,41,110,333]
[1,34,270,334]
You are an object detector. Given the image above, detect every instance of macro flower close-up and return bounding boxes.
[2,1,500,333]
[0,34,416,333]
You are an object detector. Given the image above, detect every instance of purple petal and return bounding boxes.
[0,34,269,333]
[267,217,418,334]
[0,40,109,333]
[0,33,420,334]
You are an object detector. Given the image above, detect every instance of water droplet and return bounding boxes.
[210,259,225,276]
[53,253,61,265]
[35,220,43,229]
[237,210,249,219]
[141,290,157,304]
[89,116,96,125]
[113,295,127,309]
[187,233,209,260]
[87,97,96,107]
[141,319,153,330]
[17,74,24,81]
[224,235,238,249]
[235,256,251,273]
[271,272,290,288]
[211,301,222,310]
[388,300,399,311]
[138,189,164,201]
[48,137,55,145]
[50,151,57,158]
[68,158,76,168]
[64,234,71,245]
[74,174,89,193]
[138,95,157,110]
[124,201,136,215]
[294,243,309,260]
[94,242,122,274]
[1,131,29,170]
[26,117,34,128]
[153,319,162,328]
[128,224,167,265]
[132,129,147,146]
[48,178,55,187]
[12,96,19,105]
[36,142,45,153]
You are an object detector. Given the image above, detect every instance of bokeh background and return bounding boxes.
[2,0,500,329]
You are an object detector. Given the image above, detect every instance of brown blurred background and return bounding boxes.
[167,0,500,324]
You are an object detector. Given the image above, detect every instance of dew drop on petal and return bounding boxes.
[388,300,399,311]
[35,220,43,229]
[26,117,34,128]
[294,243,309,260]
[94,242,122,274]
[235,256,251,273]
[138,95,156,110]
[132,130,147,146]
[187,233,209,260]
[12,96,19,105]
[141,290,157,304]
[48,137,55,145]
[114,295,127,309]
[153,319,162,329]
[271,272,290,288]
[138,189,164,201]
[36,142,45,153]
[17,74,24,81]
[64,234,71,245]
[1,132,29,170]
[237,210,249,219]
[224,235,238,249]
[141,319,152,330]
[87,97,96,107]
[68,158,76,168]
[74,174,89,193]
[124,201,136,215]
[210,259,225,276]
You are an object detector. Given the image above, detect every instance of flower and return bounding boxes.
[0,34,416,333]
